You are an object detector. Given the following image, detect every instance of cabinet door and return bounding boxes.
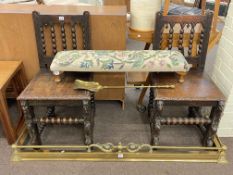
[93,73,125,101]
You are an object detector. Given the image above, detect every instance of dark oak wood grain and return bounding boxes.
[19,11,95,145]
[33,11,91,69]
[153,11,213,71]
[153,72,225,102]
[148,12,225,147]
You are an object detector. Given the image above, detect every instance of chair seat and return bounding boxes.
[153,71,225,102]
[18,72,91,101]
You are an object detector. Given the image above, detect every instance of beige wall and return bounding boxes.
[211,2,233,137]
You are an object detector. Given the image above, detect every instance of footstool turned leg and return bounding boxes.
[21,101,41,145]
[150,100,163,146]
[177,72,186,83]
[83,100,93,145]
[204,101,224,147]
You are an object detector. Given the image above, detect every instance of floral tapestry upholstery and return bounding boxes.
[50,50,190,73]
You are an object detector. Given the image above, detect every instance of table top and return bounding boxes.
[0,61,22,90]
[18,72,91,101]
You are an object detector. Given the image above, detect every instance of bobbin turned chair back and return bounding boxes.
[32,11,91,70]
[153,11,213,71]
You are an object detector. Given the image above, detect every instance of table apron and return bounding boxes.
[156,100,220,106]
[22,100,88,107]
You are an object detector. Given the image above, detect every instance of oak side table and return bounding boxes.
[0,61,27,144]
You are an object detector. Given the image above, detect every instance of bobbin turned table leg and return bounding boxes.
[204,101,224,147]
[21,101,41,145]
[83,100,93,145]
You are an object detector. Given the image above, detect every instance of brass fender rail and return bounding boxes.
[12,127,227,163]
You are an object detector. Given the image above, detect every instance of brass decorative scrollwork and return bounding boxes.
[126,143,153,153]
[86,142,154,153]
[88,143,114,153]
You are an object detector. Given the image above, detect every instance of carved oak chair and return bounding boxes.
[148,11,225,147]
[18,11,95,145]
[134,0,224,112]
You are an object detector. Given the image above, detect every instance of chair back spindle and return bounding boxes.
[33,11,91,69]
[153,11,213,71]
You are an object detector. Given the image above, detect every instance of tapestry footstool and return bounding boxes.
[50,50,191,83]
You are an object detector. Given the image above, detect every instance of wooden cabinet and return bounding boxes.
[104,0,130,12]
[93,72,125,102]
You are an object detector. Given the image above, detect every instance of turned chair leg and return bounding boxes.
[137,87,148,113]
[21,101,41,145]
[90,93,95,133]
[148,87,154,118]
[150,100,163,146]
[137,73,151,113]
[90,92,95,116]
[136,41,151,112]
[35,106,56,134]
[204,101,224,147]
[83,100,94,145]
[188,106,208,137]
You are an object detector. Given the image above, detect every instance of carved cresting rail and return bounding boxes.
[50,50,191,82]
